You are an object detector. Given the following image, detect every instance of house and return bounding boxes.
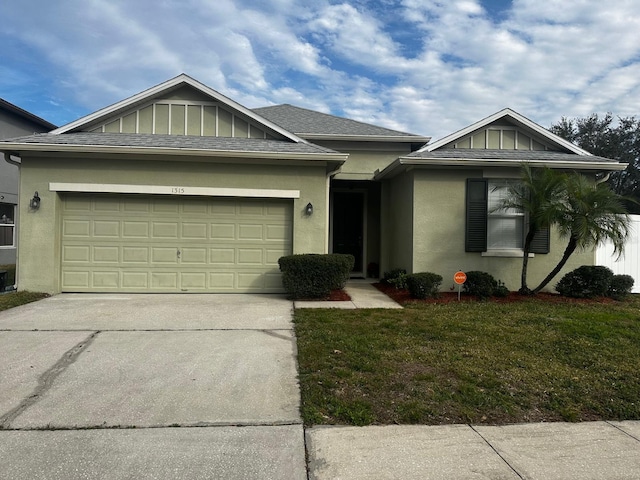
[0,74,626,294]
[0,99,56,266]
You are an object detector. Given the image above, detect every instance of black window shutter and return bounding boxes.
[465,178,487,252]
[530,226,550,254]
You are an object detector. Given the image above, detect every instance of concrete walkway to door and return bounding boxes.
[0,294,306,479]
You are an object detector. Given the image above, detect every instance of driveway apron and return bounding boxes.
[0,294,306,479]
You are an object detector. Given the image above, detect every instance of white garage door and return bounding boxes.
[60,194,292,292]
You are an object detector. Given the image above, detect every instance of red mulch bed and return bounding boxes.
[296,289,352,301]
[374,282,617,305]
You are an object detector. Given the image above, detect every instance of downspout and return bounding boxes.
[595,172,611,185]
[2,152,20,291]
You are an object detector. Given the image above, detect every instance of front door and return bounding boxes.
[331,191,365,276]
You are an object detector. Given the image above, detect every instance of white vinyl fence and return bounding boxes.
[596,215,640,293]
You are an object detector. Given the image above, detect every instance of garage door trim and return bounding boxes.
[50,182,300,199]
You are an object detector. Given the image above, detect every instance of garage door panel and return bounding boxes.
[63,245,90,263]
[238,224,263,240]
[151,272,178,289]
[123,221,149,238]
[123,247,149,263]
[152,222,179,238]
[92,271,119,288]
[122,272,148,288]
[93,221,120,237]
[211,223,235,240]
[63,220,90,237]
[61,195,292,293]
[181,248,207,264]
[93,246,119,263]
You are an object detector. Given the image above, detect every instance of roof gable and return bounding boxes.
[51,74,306,143]
[421,108,591,155]
[0,98,57,131]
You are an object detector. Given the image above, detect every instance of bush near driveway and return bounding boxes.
[294,295,640,426]
[278,253,354,299]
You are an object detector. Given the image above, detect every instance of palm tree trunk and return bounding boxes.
[532,236,578,294]
[519,229,536,294]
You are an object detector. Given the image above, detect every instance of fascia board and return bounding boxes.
[299,133,431,143]
[0,142,348,162]
[375,157,628,180]
[421,108,591,156]
[50,74,307,144]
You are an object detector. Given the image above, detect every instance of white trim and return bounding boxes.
[50,74,309,144]
[421,108,592,155]
[49,183,300,199]
[481,250,534,258]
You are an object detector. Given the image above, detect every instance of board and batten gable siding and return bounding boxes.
[85,85,273,139]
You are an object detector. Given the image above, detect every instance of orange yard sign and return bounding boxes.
[454,271,467,285]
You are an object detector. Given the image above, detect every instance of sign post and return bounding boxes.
[454,271,467,301]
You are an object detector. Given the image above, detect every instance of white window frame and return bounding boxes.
[0,204,16,249]
[484,179,525,256]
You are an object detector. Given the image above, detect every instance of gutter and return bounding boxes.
[374,157,629,180]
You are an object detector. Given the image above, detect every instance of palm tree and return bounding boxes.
[494,166,567,294]
[532,173,631,294]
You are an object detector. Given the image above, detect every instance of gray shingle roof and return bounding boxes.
[0,132,340,155]
[405,149,621,164]
[253,104,426,139]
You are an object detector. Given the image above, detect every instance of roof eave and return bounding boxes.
[0,142,348,163]
[374,157,628,180]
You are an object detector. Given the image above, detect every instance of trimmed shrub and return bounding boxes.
[555,265,614,298]
[607,274,635,300]
[278,254,355,299]
[382,268,408,290]
[405,272,443,299]
[493,280,510,298]
[463,271,498,300]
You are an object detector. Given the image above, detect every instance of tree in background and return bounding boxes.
[550,114,640,213]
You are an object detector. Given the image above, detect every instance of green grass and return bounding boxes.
[0,291,49,312]
[294,296,640,426]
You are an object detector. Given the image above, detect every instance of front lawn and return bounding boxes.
[294,295,640,426]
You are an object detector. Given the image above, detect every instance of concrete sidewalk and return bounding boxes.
[295,279,402,309]
[307,422,640,479]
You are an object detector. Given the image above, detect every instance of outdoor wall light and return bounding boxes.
[30,191,41,210]
[305,202,313,216]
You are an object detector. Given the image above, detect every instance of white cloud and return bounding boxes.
[1,0,640,139]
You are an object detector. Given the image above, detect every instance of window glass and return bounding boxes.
[487,180,523,249]
[0,204,15,247]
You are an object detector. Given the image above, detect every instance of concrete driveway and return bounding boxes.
[0,294,305,479]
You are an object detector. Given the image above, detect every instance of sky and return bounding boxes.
[1,0,640,141]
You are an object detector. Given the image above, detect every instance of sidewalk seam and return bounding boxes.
[469,425,524,480]
[0,331,100,428]
[606,420,640,443]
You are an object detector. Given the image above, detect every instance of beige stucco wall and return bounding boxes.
[17,154,329,293]
[381,170,414,274]
[383,168,594,292]
[312,140,415,180]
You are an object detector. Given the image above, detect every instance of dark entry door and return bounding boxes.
[332,191,364,274]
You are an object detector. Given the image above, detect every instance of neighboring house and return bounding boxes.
[0,99,56,266]
[0,74,626,294]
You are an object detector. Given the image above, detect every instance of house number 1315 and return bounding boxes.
[171,187,185,194]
